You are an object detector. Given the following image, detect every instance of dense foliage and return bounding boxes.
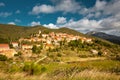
[0,54,7,61]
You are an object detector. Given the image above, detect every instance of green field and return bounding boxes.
[0,59,120,80]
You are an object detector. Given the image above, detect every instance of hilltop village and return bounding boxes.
[0,30,92,58]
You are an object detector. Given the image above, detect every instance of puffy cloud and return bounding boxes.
[0,12,12,17]
[0,2,5,7]
[55,0,80,13]
[43,23,58,29]
[95,0,107,11]
[42,18,102,33]
[62,17,120,35]
[30,0,81,14]
[42,15,120,36]
[62,18,102,33]
[81,0,120,18]
[15,10,21,14]
[57,17,67,24]
[30,4,55,14]
[30,21,40,26]
[70,16,120,35]
[8,22,16,25]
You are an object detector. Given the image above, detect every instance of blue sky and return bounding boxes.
[0,0,120,36]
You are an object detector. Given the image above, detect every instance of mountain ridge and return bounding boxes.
[86,31,120,45]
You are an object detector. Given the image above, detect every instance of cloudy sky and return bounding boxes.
[0,0,120,36]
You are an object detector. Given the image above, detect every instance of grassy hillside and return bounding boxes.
[0,24,84,43]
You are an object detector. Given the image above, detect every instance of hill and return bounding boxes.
[0,24,84,43]
[1,23,120,55]
[0,24,120,80]
[86,31,120,45]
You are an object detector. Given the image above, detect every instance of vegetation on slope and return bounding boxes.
[0,24,84,43]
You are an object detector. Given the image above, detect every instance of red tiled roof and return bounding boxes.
[0,44,9,48]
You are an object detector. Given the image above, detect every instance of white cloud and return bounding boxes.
[15,10,20,14]
[103,0,120,15]
[30,4,55,14]
[42,15,120,36]
[30,21,40,26]
[62,18,102,33]
[55,0,80,13]
[81,0,120,18]
[15,19,21,22]
[57,17,67,24]
[0,12,12,17]
[30,0,81,14]
[95,12,101,18]
[8,22,16,25]
[42,18,102,33]
[95,0,107,11]
[0,2,5,7]
[43,23,58,29]
[62,17,120,35]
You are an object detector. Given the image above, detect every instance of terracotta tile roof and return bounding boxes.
[0,44,9,48]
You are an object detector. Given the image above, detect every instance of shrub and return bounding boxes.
[14,51,22,56]
[32,45,42,54]
[23,62,47,75]
[57,53,62,57]
[98,51,103,56]
[9,43,13,48]
[114,54,120,61]
[41,66,47,72]
[0,54,7,61]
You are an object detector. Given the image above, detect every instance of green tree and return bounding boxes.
[32,45,37,53]
[98,51,103,56]
[32,45,42,54]
[9,43,13,48]
[14,51,22,56]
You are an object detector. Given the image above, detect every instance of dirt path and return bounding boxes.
[34,56,47,64]
[63,57,106,63]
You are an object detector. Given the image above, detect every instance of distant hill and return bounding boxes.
[0,24,84,43]
[86,31,120,45]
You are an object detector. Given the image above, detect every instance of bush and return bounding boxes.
[14,51,22,56]
[23,62,47,75]
[32,45,42,54]
[115,54,120,61]
[9,43,13,48]
[0,54,7,61]
[98,51,103,56]
[57,53,62,57]
[41,66,47,72]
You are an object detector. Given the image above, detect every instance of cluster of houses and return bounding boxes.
[0,43,17,58]
[19,30,92,49]
[0,30,92,58]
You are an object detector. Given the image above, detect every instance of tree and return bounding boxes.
[14,51,22,56]
[98,51,103,56]
[9,43,13,48]
[32,45,42,54]
[32,45,37,53]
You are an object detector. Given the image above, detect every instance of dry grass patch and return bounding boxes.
[75,69,120,80]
